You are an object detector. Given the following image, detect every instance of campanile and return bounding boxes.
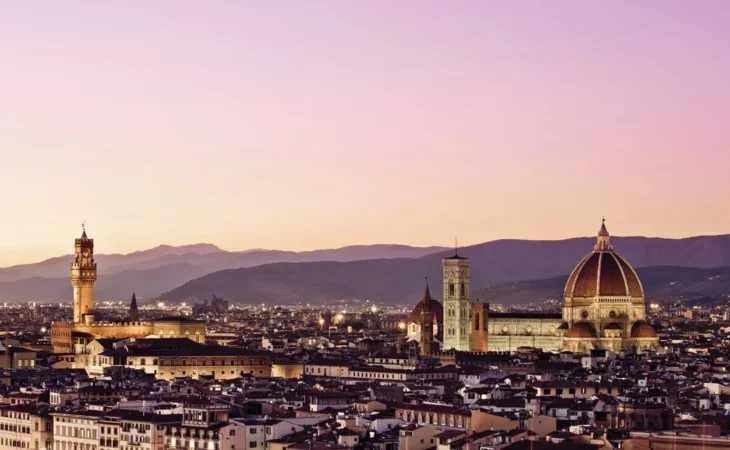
[71,225,97,324]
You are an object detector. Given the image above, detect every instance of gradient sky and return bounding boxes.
[2,1,730,266]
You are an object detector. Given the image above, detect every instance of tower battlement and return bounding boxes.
[70,227,96,324]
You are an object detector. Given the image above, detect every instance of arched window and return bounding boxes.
[461,283,465,297]
[140,359,146,366]
[474,313,480,330]
[449,284,455,297]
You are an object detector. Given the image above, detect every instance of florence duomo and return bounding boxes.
[407,218,659,355]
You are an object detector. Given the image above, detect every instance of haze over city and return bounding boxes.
[2,1,730,266]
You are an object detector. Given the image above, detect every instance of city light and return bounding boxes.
[398,321,406,330]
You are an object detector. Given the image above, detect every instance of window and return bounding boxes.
[556,389,563,396]
[449,284,455,297]
[569,388,575,395]
[461,283,465,296]
[544,389,551,395]
[250,428,257,434]
[229,430,236,436]
[474,313,480,330]
[249,443,257,448]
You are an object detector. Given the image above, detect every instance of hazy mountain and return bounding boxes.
[0,244,223,282]
[477,265,730,306]
[0,244,449,283]
[158,260,730,306]
[4,234,730,303]
[0,244,448,301]
[159,234,730,305]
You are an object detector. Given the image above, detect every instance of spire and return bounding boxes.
[422,278,432,314]
[595,217,613,251]
[129,292,139,322]
[81,221,88,240]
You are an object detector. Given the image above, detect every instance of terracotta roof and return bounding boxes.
[408,297,443,324]
[566,322,596,338]
[631,321,657,338]
[564,252,643,298]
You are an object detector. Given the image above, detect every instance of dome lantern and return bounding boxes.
[594,217,613,252]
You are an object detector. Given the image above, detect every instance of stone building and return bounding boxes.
[50,228,206,354]
[0,404,53,450]
[123,344,272,381]
[409,219,660,354]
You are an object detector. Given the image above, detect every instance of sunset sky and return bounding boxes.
[1,1,730,266]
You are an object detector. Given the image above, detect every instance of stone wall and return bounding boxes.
[486,316,564,352]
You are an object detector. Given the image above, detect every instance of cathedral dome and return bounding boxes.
[631,321,657,338]
[566,322,597,338]
[408,297,443,323]
[564,219,644,299]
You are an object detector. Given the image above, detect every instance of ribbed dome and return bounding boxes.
[409,297,443,323]
[564,220,644,299]
[567,322,597,338]
[631,321,657,338]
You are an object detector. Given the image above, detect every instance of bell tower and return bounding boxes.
[443,244,471,351]
[420,280,435,356]
[71,225,96,325]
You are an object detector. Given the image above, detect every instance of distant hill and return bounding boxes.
[0,244,448,301]
[0,243,448,283]
[477,265,730,306]
[159,235,730,305]
[4,234,730,303]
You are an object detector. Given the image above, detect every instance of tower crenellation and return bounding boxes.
[71,225,97,325]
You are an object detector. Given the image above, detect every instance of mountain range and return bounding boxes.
[159,234,730,305]
[3,234,730,304]
[0,244,448,301]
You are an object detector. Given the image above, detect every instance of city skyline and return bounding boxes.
[3,1,730,266]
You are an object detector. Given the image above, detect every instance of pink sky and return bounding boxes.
[1,1,730,266]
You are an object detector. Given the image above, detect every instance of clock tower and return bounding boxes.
[71,225,97,324]
[442,250,471,351]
